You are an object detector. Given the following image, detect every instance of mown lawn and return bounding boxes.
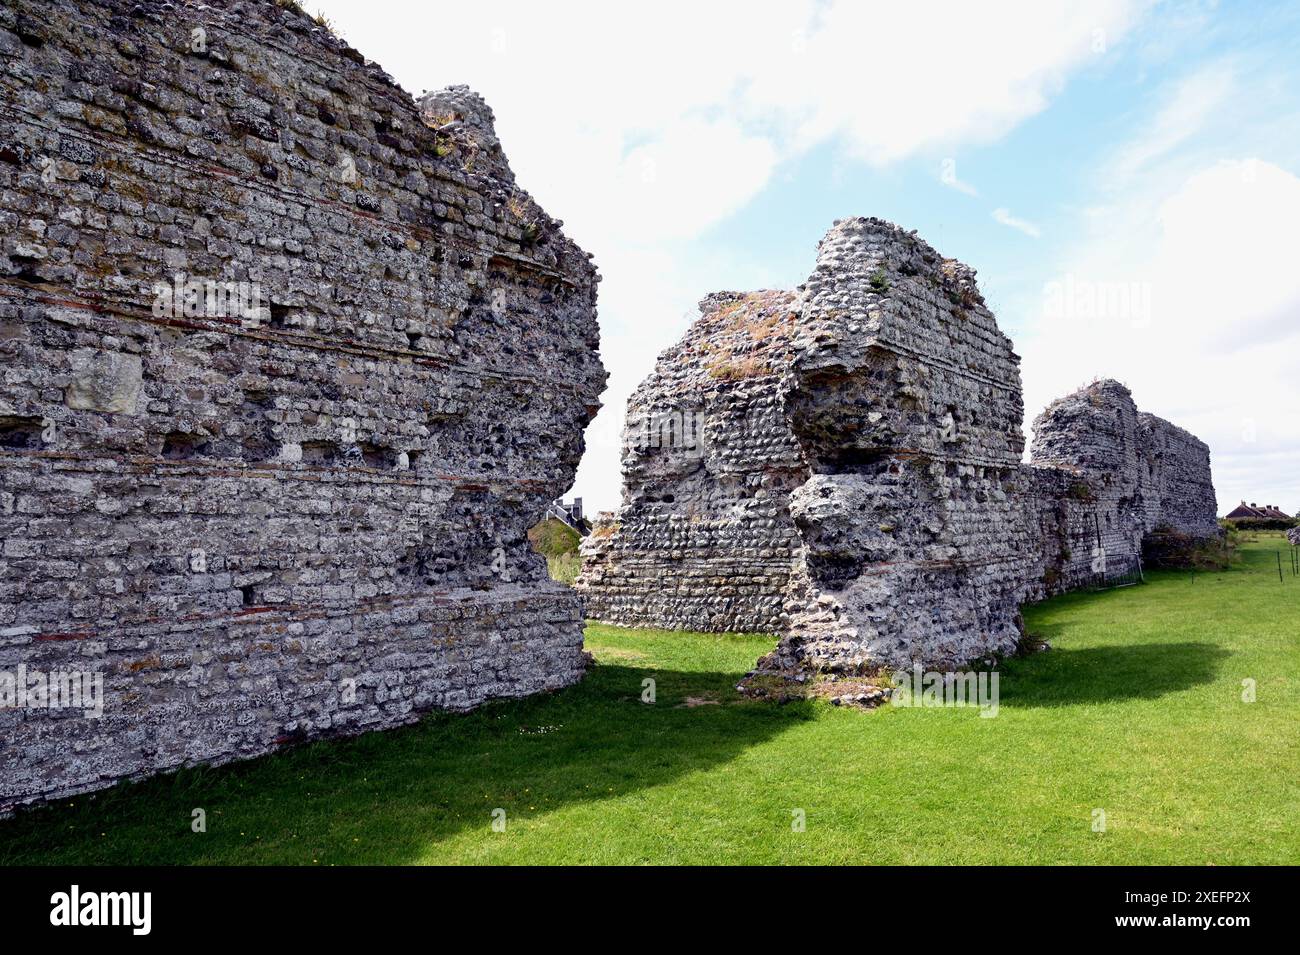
[2,535,1297,865]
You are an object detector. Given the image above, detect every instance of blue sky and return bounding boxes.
[317,0,1300,515]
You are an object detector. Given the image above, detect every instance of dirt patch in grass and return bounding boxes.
[735,670,892,708]
[589,646,649,663]
[678,694,721,708]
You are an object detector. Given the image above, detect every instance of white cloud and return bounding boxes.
[314,0,1148,509]
[1104,63,1236,185]
[741,0,1143,165]
[603,120,778,244]
[942,176,980,197]
[1020,158,1300,515]
[992,207,1042,237]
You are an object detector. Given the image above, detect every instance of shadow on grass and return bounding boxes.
[0,662,813,865]
[998,641,1230,708]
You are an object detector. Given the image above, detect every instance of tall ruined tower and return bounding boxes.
[763,218,1030,675]
[0,0,603,810]
[582,217,1224,689]
[1024,380,1150,595]
[581,217,1223,687]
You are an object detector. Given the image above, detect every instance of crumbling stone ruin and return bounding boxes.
[0,0,603,811]
[1137,414,1221,541]
[760,219,1033,675]
[581,218,1031,674]
[1024,381,1221,590]
[577,290,805,633]
[579,217,1220,683]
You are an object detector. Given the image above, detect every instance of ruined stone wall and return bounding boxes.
[577,291,805,633]
[1138,413,1219,537]
[580,219,1220,682]
[0,0,603,811]
[1023,380,1149,596]
[580,218,1034,672]
[766,218,1031,674]
[1020,380,1221,596]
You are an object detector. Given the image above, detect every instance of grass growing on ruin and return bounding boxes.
[3,535,1297,865]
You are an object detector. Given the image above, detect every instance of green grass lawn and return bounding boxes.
[3,535,1297,865]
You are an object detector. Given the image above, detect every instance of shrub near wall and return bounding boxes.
[528,518,582,585]
[1143,524,1233,570]
[1226,517,1297,532]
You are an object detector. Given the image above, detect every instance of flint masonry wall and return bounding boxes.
[0,0,604,811]
[1024,380,1149,595]
[581,218,1033,673]
[1022,380,1221,597]
[580,218,1219,679]
[764,219,1032,674]
[1138,413,1220,538]
[576,291,805,633]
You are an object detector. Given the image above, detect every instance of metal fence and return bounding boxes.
[1089,552,1145,591]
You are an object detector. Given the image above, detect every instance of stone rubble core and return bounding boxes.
[577,217,1220,682]
[0,0,604,812]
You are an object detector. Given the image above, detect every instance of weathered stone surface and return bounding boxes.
[577,291,804,633]
[1288,527,1300,546]
[64,349,143,415]
[767,218,1031,674]
[580,218,1219,682]
[1022,379,1149,594]
[581,218,1031,672]
[0,0,603,811]
[1022,380,1221,592]
[1138,412,1220,539]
